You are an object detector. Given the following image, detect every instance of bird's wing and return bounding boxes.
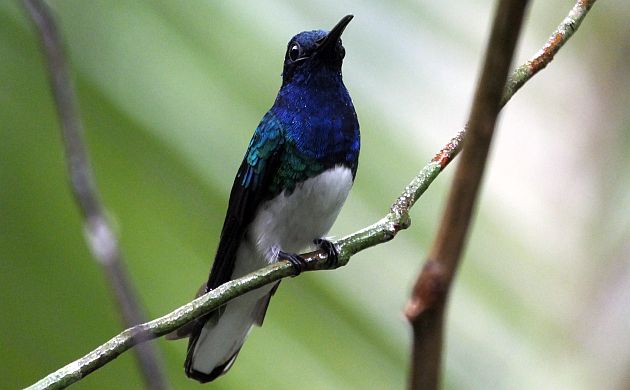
[206,111,284,290]
[168,113,284,341]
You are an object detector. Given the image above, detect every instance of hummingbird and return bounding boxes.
[172,15,360,382]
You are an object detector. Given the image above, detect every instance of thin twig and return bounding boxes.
[430,0,598,172]
[502,0,597,107]
[405,0,528,388]
[23,0,596,388]
[402,3,597,387]
[20,1,167,389]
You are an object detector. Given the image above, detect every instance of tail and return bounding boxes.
[184,283,278,383]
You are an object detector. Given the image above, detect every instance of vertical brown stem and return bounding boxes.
[405,0,530,388]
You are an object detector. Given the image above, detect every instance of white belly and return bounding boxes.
[191,165,353,375]
[246,165,353,265]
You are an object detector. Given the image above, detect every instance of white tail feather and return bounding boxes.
[190,285,273,375]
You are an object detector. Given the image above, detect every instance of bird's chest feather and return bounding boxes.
[272,80,359,164]
[248,165,353,260]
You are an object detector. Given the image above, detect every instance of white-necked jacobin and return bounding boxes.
[174,15,360,382]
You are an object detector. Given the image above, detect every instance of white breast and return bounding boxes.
[248,165,353,262]
[191,165,354,376]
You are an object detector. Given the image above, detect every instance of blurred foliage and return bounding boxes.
[2,1,630,389]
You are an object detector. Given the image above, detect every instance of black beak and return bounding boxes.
[317,15,353,54]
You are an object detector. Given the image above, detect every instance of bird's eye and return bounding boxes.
[288,43,302,61]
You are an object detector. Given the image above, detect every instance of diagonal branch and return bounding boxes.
[24,0,597,389]
[20,1,167,389]
[502,0,597,107]
[405,0,529,388]
[403,2,596,387]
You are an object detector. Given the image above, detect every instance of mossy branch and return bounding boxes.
[24,0,596,389]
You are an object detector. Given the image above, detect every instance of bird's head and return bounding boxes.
[281,15,353,85]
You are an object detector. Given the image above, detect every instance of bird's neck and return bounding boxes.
[274,69,352,123]
[285,66,342,86]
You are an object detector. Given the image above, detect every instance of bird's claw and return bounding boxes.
[278,251,307,275]
[314,238,339,269]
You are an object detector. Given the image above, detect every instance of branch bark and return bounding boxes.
[23,0,597,388]
[405,0,595,389]
[405,0,529,388]
[20,1,167,389]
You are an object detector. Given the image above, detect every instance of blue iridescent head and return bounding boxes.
[281,15,353,85]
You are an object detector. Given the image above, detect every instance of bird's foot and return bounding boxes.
[278,251,307,276]
[314,238,339,269]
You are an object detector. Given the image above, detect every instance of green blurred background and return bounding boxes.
[2,1,629,389]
